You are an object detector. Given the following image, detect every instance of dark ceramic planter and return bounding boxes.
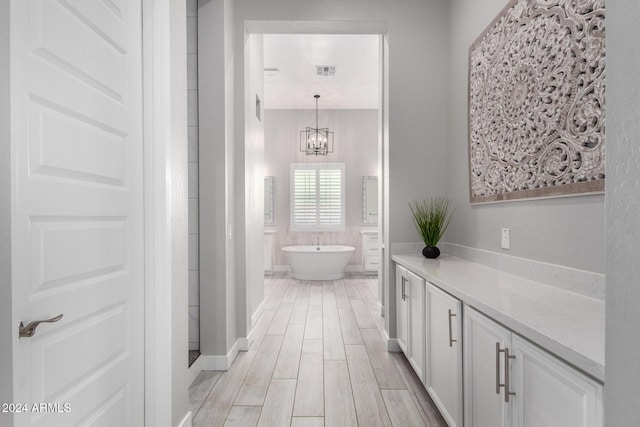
[422,246,440,259]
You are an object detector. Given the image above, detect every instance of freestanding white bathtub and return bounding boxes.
[282,245,355,281]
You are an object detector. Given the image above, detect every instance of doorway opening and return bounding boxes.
[245,22,390,335]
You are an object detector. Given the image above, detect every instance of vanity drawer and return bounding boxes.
[364,234,378,245]
[365,255,379,270]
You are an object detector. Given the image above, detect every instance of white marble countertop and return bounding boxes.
[392,253,605,382]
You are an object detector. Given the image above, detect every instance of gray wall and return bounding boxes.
[187,0,200,353]
[445,0,605,273]
[0,1,12,426]
[244,33,265,331]
[605,1,640,424]
[198,0,238,357]
[264,109,379,228]
[169,0,190,424]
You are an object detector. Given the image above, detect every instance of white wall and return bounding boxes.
[0,1,12,425]
[198,0,238,357]
[265,109,379,265]
[445,0,605,273]
[605,2,640,424]
[233,0,449,341]
[244,33,265,331]
[168,0,190,424]
[187,0,200,353]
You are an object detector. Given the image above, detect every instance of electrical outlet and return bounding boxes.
[501,228,510,250]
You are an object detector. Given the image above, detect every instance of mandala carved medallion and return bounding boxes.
[468,0,605,203]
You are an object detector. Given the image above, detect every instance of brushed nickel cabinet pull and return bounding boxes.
[496,342,505,394]
[504,347,516,403]
[19,314,63,338]
[448,309,457,347]
[401,276,406,301]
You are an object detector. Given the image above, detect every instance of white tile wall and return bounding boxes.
[187,1,200,352]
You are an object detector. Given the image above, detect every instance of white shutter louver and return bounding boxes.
[290,163,345,231]
[318,169,342,225]
[293,169,317,226]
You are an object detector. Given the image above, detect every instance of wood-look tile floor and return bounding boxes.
[190,274,447,427]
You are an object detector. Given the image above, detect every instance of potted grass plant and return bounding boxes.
[408,197,454,259]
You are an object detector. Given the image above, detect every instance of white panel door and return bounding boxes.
[511,335,603,427]
[463,306,512,427]
[11,0,144,426]
[425,282,462,427]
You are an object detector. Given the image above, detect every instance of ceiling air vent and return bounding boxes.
[316,66,336,77]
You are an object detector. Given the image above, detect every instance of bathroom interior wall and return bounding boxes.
[244,33,265,327]
[445,0,605,273]
[264,109,379,266]
[187,0,200,352]
[198,0,238,358]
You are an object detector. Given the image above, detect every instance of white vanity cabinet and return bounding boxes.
[264,231,275,274]
[511,335,603,427]
[425,282,463,427]
[396,265,409,354]
[396,264,426,382]
[464,306,603,427]
[361,231,379,274]
[463,306,512,427]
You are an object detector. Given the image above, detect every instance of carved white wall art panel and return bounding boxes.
[468,0,605,203]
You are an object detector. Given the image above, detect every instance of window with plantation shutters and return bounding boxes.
[290,163,345,231]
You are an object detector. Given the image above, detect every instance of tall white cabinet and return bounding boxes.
[464,306,603,427]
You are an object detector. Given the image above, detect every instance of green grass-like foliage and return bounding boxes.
[408,197,454,247]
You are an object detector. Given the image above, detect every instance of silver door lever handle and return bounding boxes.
[19,314,63,338]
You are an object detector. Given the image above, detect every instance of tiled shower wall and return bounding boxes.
[187,0,199,352]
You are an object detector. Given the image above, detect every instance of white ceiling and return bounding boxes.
[263,34,380,110]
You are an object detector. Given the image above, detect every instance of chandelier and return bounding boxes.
[300,94,334,156]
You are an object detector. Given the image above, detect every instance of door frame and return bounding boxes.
[142,0,188,426]
[242,20,390,324]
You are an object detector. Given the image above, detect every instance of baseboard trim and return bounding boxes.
[178,411,192,427]
[345,265,364,273]
[384,330,400,352]
[237,337,250,352]
[200,338,242,371]
[187,354,203,386]
[251,300,265,328]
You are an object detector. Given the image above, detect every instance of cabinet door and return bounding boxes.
[511,335,603,427]
[463,306,512,427]
[395,265,409,354]
[426,283,463,427]
[406,269,426,383]
[264,234,273,273]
